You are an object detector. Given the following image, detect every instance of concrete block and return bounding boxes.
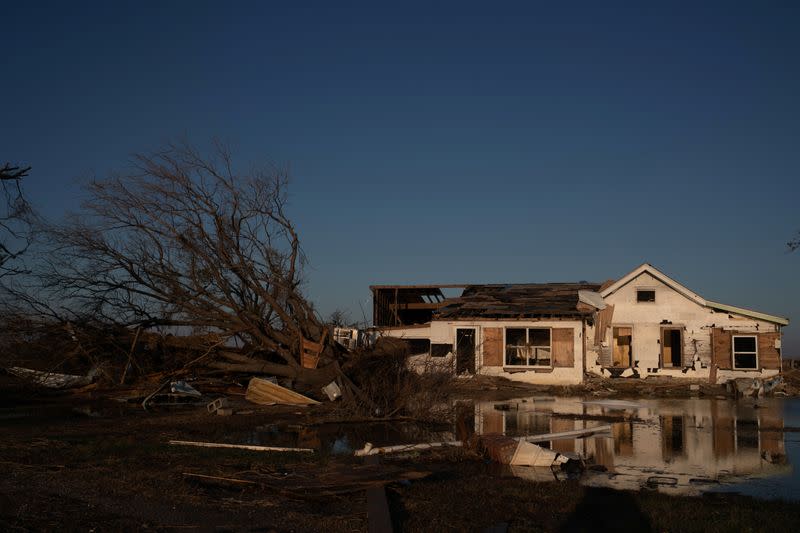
[207,397,230,413]
[216,407,234,416]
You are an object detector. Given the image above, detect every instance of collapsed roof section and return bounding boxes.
[370,284,467,327]
[435,283,602,320]
[370,282,602,326]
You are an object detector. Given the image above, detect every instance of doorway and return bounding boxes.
[661,328,683,368]
[455,328,476,374]
[612,326,632,367]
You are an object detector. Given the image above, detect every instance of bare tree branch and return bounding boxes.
[28,142,343,387]
[0,162,33,276]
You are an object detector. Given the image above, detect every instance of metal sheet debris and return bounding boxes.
[171,380,201,397]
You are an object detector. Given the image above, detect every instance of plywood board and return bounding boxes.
[245,377,320,406]
[482,327,503,366]
[552,328,574,367]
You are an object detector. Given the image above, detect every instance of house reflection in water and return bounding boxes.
[473,397,789,495]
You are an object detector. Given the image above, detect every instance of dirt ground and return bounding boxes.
[2,374,799,532]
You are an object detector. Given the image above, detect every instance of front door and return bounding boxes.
[661,328,683,368]
[455,328,476,374]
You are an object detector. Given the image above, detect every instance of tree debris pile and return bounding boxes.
[343,337,454,419]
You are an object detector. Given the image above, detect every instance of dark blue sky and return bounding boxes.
[2,2,799,352]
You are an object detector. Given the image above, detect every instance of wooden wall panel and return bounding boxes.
[712,328,732,370]
[482,327,504,367]
[552,328,574,367]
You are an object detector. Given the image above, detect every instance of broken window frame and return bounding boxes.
[732,335,758,370]
[503,327,552,368]
[636,288,656,303]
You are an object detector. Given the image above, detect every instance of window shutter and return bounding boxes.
[482,327,503,366]
[758,332,781,370]
[552,328,574,367]
[712,328,732,370]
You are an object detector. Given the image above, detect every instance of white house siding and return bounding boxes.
[586,271,781,381]
[431,320,583,385]
[376,319,585,385]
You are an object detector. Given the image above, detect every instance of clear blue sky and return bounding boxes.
[2,1,799,353]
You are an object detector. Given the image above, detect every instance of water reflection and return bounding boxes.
[474,397,792,496]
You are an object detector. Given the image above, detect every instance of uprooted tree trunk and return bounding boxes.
[28,141,348,392]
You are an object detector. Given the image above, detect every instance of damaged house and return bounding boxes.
[369,264,789,385]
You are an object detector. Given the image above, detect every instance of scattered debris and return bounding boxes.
[6,366,96,389]
[169,440,314,453]
[206,397,230,414]
[170,380,201,397]
[322,380,342,401]
[354,441,463,457]
[646,476,678,487]
[728,376,784,398]
[244,377,320,406]
[479,435,571,467]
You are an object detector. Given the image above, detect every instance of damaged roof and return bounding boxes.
[435,282,601,319]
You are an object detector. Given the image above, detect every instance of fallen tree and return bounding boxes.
[29,141,347,391]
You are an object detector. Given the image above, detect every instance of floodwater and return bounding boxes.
[476,396,799,500]
[245,396,799,500]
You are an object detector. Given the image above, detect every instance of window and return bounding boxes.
[505,328,551,367]
[732,335,758,369]
[405,338,431,355]
[430,343,452,358]
[636,289,655,302]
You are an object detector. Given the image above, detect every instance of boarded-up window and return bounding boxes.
[482,327,503,367]
[712,328,732,370]
[552,328,574,368]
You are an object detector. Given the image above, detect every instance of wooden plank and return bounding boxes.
[245,377,320,406]
[482,327,503,366]
[712,328,733,370]
[169,440,314,453]
[389,302,447,310]
[552,328,574,367]
[354,441,462,457]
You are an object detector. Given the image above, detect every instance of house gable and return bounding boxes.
[601,263,788,326]
[600,263,705,307]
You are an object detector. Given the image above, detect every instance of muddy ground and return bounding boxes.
[2,374,799,532]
